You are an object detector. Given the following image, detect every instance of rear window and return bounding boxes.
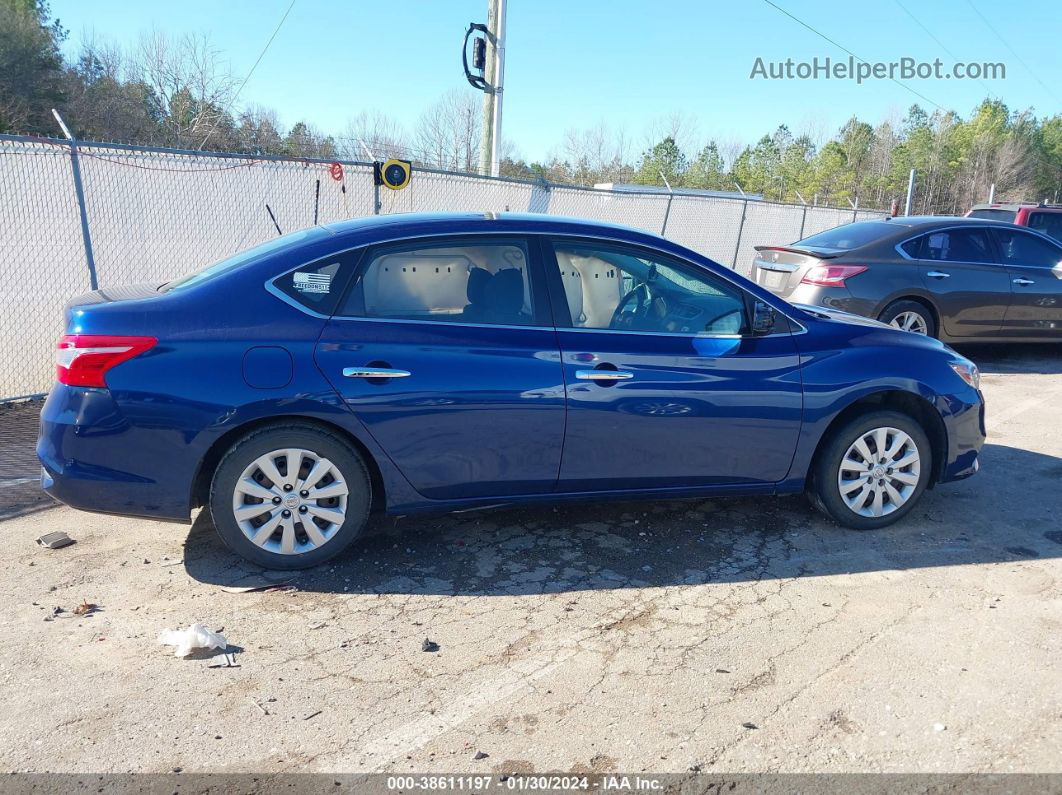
[163,228,323,291]
[1028,212,1062,243]
[793,221,896,251]
[968,208,1017,223]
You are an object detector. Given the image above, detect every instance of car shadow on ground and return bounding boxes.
[182,442,1062,596]
[955,342,1062,375]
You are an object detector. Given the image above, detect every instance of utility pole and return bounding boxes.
[477,0,506,177]
[904,168,917,216]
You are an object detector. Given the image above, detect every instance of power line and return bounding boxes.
[197,0,297,149]
[964,0,1061,106]
[760,0,946,112]
[891,0,994,96]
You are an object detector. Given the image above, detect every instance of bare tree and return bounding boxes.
[129,31,237,148]
[553,121,632,184]
[414,90,480,171]
[337,109,409,161]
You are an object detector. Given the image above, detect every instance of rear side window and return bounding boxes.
[993,229,1062,268]
[968,208,1017,223]
[794,221,896,250]
[273,255,350,315]
[1028,212,1062,243]
[340,239,538,326]
[920,228,995,263]
[899,237,923,258]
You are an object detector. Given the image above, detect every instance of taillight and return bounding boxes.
[56,335,157,388]
[800,265,868,287]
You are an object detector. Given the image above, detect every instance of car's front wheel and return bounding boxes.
[810,410,931,530]
[209,424,372,569]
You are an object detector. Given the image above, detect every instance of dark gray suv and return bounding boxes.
[752,216,1062,341]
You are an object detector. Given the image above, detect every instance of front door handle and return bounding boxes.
[1013,277,1035,286]
[575,369,634,381]
[926,271,950,279]
[343,367,411,378]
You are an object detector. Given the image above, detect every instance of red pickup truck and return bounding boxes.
[966,203,1062,242]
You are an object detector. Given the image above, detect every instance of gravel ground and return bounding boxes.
[0,345,1059,775]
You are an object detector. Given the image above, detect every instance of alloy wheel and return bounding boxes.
[889,311,928,335]
[231,448,349,555]
[836,427,921,518]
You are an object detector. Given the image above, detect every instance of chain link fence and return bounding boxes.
[0,133,886,400]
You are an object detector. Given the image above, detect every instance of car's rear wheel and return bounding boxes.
[879,300,937,338]
[209,424,371,569]
[810,410,931,530]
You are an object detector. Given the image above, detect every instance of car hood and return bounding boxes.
[792,303,892,329]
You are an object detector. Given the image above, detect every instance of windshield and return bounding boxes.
[793,221,897,251]
[162,228,323,291]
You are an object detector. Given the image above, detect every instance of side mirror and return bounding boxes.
[751,300,776,336]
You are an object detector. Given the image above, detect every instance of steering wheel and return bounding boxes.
[610,282,653,329]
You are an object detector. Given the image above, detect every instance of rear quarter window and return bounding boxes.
[271,254,353,315]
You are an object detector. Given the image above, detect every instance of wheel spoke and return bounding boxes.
[871,486,884,517]
[840,478,866,495]
[279,514,297,555]
[883,480,905,507]
[235,503,273,521]
[237,477,276,501]
[308,481,348,500]
[840,458,869,473]
[256,454,286,490]
[892,452,919,470]
[891,470,919,486]
[299,458,330,491]
[853,436,874,464]
[250,512,283,547]
[283,449,303,488]
[307,504,344,526]
[302,517,328,547]
[873,428,887,459]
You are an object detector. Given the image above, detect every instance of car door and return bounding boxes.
[905,226,1011,337]
[544,238,803,491]
[314,236,566,500]
[989,227,1062,337]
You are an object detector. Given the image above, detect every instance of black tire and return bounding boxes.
[810,410,932,530]
[878,299,938,338]
[209,423,372,569]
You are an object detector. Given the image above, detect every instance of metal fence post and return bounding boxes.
[731,200,749,270]
[65,139,98,290]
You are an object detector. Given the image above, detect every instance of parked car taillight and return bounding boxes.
[800,265,868,287]
[56,335,157,387]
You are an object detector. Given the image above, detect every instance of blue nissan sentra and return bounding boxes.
[39,213,985,569]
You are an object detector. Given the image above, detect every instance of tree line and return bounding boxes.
[3,0,1060,213]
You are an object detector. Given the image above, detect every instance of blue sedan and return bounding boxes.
[38,213,985,569]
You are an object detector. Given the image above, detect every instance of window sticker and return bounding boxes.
[293,271,331,294]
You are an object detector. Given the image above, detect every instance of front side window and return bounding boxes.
[341,240,536,326]
[994,229,1062,269]
[920,228,995,263]
[1027,212,1062,244]
[552,242,747,335]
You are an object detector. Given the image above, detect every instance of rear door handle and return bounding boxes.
[575,370,634,380]
[926,271,950,279]
[1013,277,1035,286]
[343,367,411,378]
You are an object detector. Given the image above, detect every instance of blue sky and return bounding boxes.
[52,0,1061,160]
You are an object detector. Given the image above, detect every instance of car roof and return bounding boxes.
[970,203,1062,211]
[322,211,650,239]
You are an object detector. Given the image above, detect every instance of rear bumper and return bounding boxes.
[37,385,194,522]
[937,391,985,483]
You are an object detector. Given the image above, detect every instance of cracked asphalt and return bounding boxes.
[0,345,1059,774]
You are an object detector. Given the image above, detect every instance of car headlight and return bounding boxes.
[949,360,980,391]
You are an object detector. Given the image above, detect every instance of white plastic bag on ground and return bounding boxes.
[157,623,228,657]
